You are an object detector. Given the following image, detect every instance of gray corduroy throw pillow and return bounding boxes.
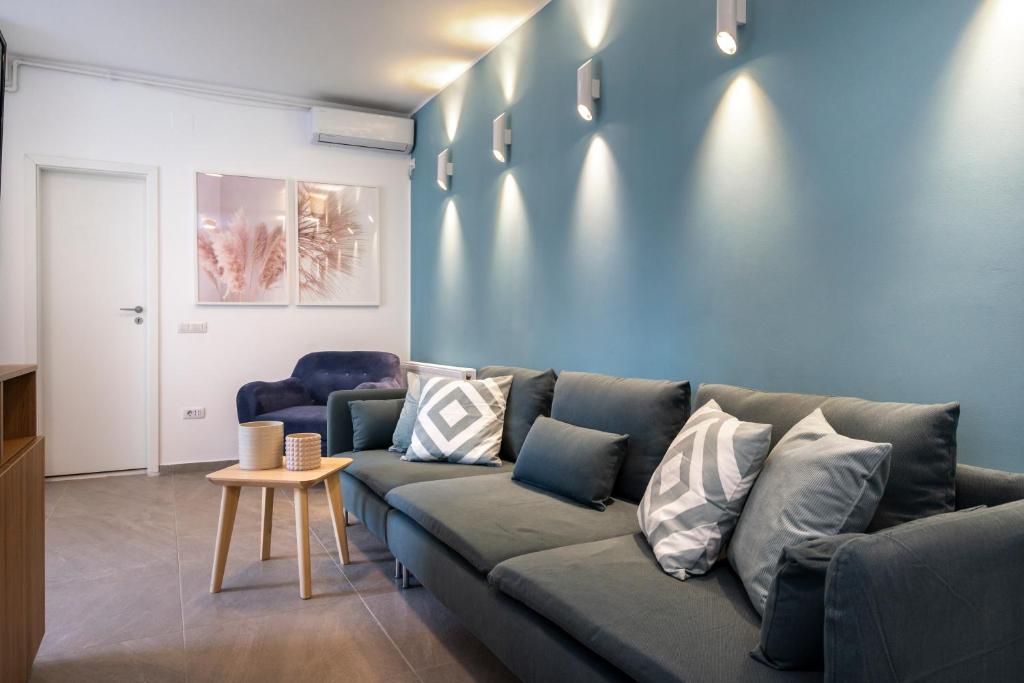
[729,409,892,615]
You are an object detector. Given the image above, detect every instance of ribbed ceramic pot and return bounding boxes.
[238,421,284,470]
[285,433,322,471]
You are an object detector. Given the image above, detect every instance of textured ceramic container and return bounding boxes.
[238,421,284,470]
[285,433,322,471]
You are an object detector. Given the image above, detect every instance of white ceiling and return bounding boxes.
[0,0,550,114]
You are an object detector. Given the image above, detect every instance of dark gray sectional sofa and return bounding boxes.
[326,368,1024,683]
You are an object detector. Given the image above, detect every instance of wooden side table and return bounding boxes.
[206,457,352,599]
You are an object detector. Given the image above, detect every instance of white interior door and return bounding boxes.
[39,168,148,476]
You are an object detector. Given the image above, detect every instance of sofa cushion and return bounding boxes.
[512,417,628,511]
[350,398,405,451]
[489,534,817,683]
[754,533,865,671]
[478,366,557,462]
[697,384,959,530]
[406,375,512,466]
[729,409,892,614]
[639,400,772,581]
[389,372,421,453]
[385,473,639,573]
[343,450,505,499]
[551,371,691,503]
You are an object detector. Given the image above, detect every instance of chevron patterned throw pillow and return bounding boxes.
[638,399,772,580]
[405,375,513,466]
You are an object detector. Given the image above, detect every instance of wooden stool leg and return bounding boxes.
[294,488,312,599]
[260,487,275,560]
[210,486,241,593]
[325,475,350,566]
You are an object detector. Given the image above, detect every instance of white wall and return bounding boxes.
[0,68,411,466]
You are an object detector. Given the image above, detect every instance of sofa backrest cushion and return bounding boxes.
[551,371,691,503]
[478,365,557,462]
[293,351,402,404]
[696,384,959,530]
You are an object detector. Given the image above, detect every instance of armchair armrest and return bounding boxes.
[824,502,1024,683]
[236,377,312,424]
[326,387,407,456]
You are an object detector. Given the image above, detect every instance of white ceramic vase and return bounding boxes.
[238,421,284,470]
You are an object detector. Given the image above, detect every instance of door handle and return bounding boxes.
[120,306,144,313]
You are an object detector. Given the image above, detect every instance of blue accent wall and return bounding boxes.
[411,0,1024,471]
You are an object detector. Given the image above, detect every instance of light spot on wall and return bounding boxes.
[924,0,1024,177]
[574,0,615,50]
[496,172,529,256]
[440,75,468,142]
[440,198,464,296]
[572,134,624,274]
[689,72,795,235]
[496,32,523,104]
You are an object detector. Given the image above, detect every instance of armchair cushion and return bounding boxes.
[257,405,328,454]
[237,377,312,424]
[824,503,1024,682]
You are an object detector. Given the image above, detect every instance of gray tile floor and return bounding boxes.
[33,466,518,683]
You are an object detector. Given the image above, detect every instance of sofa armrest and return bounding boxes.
[955,463,1024,509]
[236,377,312,424]
[824,502,1024,683]
[326,387,407,456]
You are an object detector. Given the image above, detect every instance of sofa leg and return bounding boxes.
[395,559,402,580]
[344,509,350,527]
[401,565,411,589]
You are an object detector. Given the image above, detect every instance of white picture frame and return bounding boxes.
[294,180,381,307]
[194,171,290,306]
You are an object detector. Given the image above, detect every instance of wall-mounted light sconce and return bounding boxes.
[716,0,746,55]
[492,113,512,163]
[437,148,453,190]
[576,59,601,121]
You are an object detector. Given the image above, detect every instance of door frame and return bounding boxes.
[25,155,161,475]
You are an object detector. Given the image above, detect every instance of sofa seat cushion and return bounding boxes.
[385,473,639,573]
[489,534,818,683]
[343,449,505,499]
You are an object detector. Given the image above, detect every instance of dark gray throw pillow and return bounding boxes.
[350,398,405,451]
[512,417,628,510]
[478,365,557,462]
[753,534,864,671]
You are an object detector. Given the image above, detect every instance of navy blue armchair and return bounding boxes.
[236,351,403,454]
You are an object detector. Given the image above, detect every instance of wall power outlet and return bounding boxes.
[183,407,206,420]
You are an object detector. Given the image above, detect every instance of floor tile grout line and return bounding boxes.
[44,480,71,521]
[293,489,425,682]
[170,470,190,683]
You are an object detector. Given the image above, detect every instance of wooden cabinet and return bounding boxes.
[0,365,44,683]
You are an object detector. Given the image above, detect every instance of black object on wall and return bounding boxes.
[0,27,6,201]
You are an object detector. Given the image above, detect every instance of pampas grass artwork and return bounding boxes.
[296,181,380,306]
[196,173,288,304]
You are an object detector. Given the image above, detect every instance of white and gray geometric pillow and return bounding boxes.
[728,408,892,615]
[405,375,513,466]
[638,400,772,581]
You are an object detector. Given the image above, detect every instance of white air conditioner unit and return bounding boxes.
[311,107,414,153]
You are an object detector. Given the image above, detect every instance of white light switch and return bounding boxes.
[178,321,208,334]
